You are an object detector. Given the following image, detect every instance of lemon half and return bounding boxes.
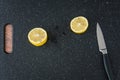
[28,28,47,46]
[70,16,88,34]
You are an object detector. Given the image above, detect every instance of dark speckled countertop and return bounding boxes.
[0,0,120,80]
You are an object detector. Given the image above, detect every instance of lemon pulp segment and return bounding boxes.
[28,28,47,46]
[70,16,88,34]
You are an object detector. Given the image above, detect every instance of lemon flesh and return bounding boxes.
[70,16,88,34]
[28,28,47,46]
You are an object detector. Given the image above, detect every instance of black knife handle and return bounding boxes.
[103,54,114,80]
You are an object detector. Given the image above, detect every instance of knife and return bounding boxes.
[96,23,114,80]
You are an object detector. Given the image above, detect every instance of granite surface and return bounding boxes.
[0,0,120,80]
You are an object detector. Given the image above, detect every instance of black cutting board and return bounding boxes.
[0,0,120,80]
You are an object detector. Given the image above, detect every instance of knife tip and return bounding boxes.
[96,22,100,30]
[97,22,99,27]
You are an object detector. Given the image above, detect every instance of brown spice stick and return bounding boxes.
[4,24,13,53]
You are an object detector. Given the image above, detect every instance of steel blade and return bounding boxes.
[96,23,107,54]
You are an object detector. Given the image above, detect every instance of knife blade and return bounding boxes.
[96,23,114,80]
[97,23,107,54]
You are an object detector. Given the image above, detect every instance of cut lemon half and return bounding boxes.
[70,16,88,34]
[28,28,47,46]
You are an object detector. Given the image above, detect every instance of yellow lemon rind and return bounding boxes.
[70,16,88,34]
[28,28,48,47]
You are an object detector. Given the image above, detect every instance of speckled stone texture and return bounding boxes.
[0,0,120,80]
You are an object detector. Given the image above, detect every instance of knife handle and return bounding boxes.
[103,54,114,80]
